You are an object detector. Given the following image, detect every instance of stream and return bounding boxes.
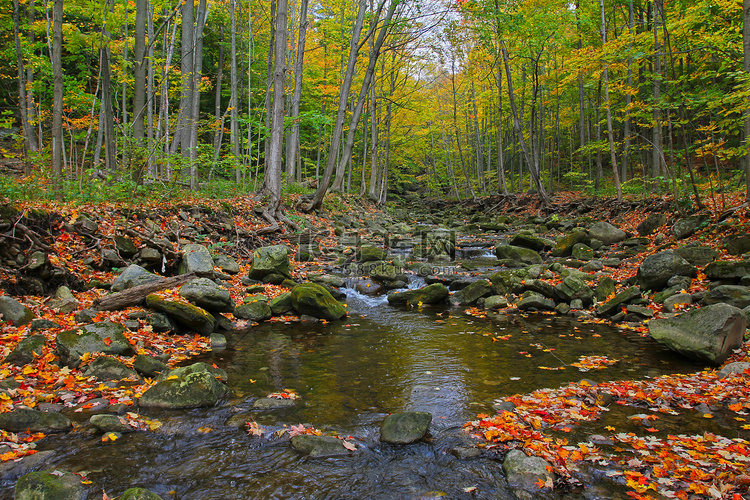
[2,276,708,500]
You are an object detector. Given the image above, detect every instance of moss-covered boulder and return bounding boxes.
[0,296,34,326]
[551,229,589,257]
[4,334,45,366]
[14,470,86,500]
[268,292,294,314]
[380,411,432,444]
[494,244,542,267]
[234,300,273,321]
[0,409,71,433]
[290,283,346,320]
[179,278,234,312]
[248,245,292,280]
[55,322,133,368]
[449,279,492,306]
[138,362,227,409]
[145,295,216,335]
[387,283,449,306]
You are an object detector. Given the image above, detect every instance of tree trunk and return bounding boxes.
[744,0,750,201]
[50,0,64,180]
[172,0,194,157]
[212,27,225,168]
[258,0,288,216]
[187,0,209,188]
[13,0,36,166]
[230,0,241,181]
[304,0,368,212]
[286,0,309,185]
[622,0,634,183]
[132,0,148,184]
[652,0,663,179]
[600,0,622,201]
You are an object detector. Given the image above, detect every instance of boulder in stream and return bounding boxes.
[291,435,352,457]
[648,303,746,365]
[502,449,555,496]
[387,283,449,306]
[145,294,217,335]
[380,411,432,444]
[0,409,71,433]
[138,362,227,409]
[14,470,86,500]
[290,283,347,320]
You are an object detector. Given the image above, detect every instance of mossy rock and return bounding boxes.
[14,471,86,500]
[145,295,216,335]
[290,283,346,320]
[56,322,133,368]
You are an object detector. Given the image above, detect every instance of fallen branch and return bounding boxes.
[92,272,196,311]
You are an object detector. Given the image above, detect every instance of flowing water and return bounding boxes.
[1,278,706,499]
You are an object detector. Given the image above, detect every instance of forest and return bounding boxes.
[1,0,749,211]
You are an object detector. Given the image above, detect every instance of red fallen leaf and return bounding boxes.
[103,337,112,346]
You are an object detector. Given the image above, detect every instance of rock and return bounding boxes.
[146,312,177,333]
[355,278,385,296]
[517,291,555,311]
[719,362,750,378]
[4,334,45,366]
[119,488,165,500]
[111,264,162,292]
[358,245,387,262]
[210,333,227,349]
[648,303,746,365]
[637,250,696,291]
[268,292,294,314]
[663,293,692,312]
[0,296,34,326]
[84,356,139,381]
[252,397,296,410]
[139,247,162,264]
[494,244,542,267]
[145,294,216,335]
[449,280,491,306]
[571,243,593,261]
[484,295,508,310]
[502,449,555,494]
[114,235,138,258]
[248,245,292,280]
[0,450,54,482]
[702,285,750,309]
[522,279,556,298]
[588,221,626,245]
[179,278,234,312]
[178,244,215,278]
[554,276,594,305]
[723,233,750,256]
[0,409,71,433]
[626,304,654,318]
[596,286,642,316]
[551,229,589,257]
[704,260,750,281]
[133,355,169,378]
[138,362,227,409]
[387,283,449,306]
[675,245,719,267]
[89,414,136,434]
[595,276,616,302]
[637,213,667,236]
[291,435,352,457]
[213,254,240,274]
[555,303,571,315]
[30,318,61,332]
[509,234,548,252]
[14,470,86,500]
[672,214,710,239]
[289,283,346,320]
[380,411,432,444]
[56,322,133,368]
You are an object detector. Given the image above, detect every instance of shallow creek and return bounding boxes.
[1,277,713,500]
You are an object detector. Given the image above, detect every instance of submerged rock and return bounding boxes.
[291,435,352,457]
[380,411,432,444]
[503,449,556,497]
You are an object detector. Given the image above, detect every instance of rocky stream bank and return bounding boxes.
[0,192,749,499]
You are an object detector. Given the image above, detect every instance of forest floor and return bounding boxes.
[0,189,748,499]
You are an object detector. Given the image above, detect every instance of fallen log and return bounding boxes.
[93,272,196,311]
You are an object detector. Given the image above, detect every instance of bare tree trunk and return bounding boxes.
[187,0,209,188]
[230,0,241,181]
[744,0,750,201]
[368,80,378,199]
[172,0,194,157]
[50,0,64,180]
[100,2,117,175]
[286,0,309,184]
[212,27,225,168]
[600,0,622,201]
[496,58,507,194]
[501,43,547,202]
[305,0,368,212]
[652,0,663,179]
[258,0,288,216]
[13,0,36,167]
[132,0,148,184]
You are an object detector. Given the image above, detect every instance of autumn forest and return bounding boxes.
[1,0,749,211]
